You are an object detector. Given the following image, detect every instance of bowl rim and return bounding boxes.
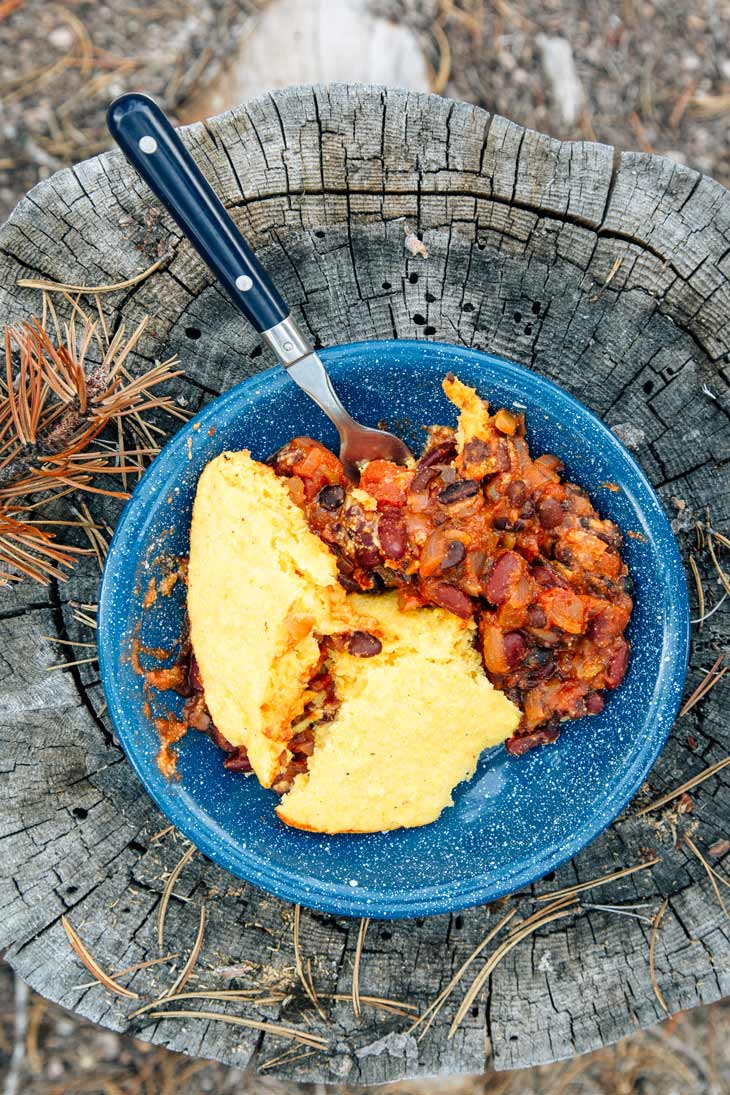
[98,338,690,919]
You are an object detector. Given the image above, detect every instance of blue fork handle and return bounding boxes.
[107,93,289,334]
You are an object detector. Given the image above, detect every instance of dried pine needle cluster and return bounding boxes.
[0,297,183,584]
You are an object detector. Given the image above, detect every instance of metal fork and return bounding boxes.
[107,93,412,480]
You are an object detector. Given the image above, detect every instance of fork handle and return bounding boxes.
[107,93,291,336]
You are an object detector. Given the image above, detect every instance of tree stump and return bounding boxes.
[1,85,729,1084]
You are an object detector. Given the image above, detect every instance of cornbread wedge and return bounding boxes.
[187,450,368,787]
[276,592,520,833]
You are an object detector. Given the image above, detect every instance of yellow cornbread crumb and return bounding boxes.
[276,592,520,833]
[187,450,367,787]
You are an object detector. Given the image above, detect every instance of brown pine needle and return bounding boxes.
[448,903,579,1037]
[689,555,705,628]
[708,534,730,597]
[635,756,730,816]
[649,898,670,1013]
[677,656,726,718]
[74,952,180,990]
[17,257,167,296]
[323,993,417,1017]
[164,904,206,999]
[128,989,287,1020]
[411,906,517,1040]
[142,1008,327,1049]
[292,905,327,1022]
[149,824,175,843]
[260,1048,318,1071]
[61,916,140,999]
[41,636,96,648]
[684,835,728,917]
[47,655,98,670]
[352,917,369,1019]
[158,843,195,948]
[535,858,659,902]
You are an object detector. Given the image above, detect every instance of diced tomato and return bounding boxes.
[538,587,587,635]
[360,460,413,507]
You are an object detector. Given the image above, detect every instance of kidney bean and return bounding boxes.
[317,484,345,511]
[505,725,560,755]
[585,691,605,714]
[378,511,407,560]
[462,438,490,463]
[495,439,511,472]
[423,580,473,618]
[437,479,480,504]
[531,562,569,589]
[526,604,547,628]
[507,479,527,507]
[347,631,383,657]
[410,465,439,493]
[485,550,524,605]
[223,747,253,772]
[503,631,527,668]
[605,640,629,688]
[439,540,466,571]
[419,440,457,468]
[538,497,564,529]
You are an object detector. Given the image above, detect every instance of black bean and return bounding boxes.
[437,479,480,504]
[439,540,466,570]
[348,631,382,657]
[317,484,345,510]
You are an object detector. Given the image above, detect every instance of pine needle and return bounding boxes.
[17,257,167,296]
[649,898,670,1013]
[688,554,705,628]
[684,835,729,916]
[158,843,195,948]
[708,534,730,597]
[535,858,659,902]
[164,904,206,998]
[410,906,517,1040]
[635,756,730,816]
[128,989,287,1020]
[352,917,369,1020]
[292,905,326,1022]
[677,657,726,718]
[260,1048,318,1071]
[448,902,579,1037]
[61,916,140,999]
[74,952,180,990]
[141,1008,327,1049]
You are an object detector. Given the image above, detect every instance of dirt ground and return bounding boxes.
[3,1,730,1091]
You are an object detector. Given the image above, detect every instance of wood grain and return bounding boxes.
[1,85,729,1083]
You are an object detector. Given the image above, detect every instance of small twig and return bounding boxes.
[61,916,139,999]
[649,898,670,1012]
[635,756,730,816]
[158,843,195,948]
[352,917,369,1020]
[4,974,29,1095]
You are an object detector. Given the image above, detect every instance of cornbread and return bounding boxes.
[276,592,520,833]
[187,450,368,787]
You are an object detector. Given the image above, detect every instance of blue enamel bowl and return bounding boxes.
[98,340,689,919]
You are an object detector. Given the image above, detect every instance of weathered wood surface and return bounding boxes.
[1,84,729,1084]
